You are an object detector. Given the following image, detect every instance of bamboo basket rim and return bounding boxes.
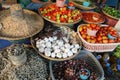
[0,9,44,40]
[38,3,82,25]
[31,26,83,61]
[71,0,96,10]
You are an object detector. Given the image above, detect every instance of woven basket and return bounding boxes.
[71,0,96,10]
[102,9,119,20]
[38,3,82,26]
[0,9,44,40]
[49,50,104,80]
[31,26,82,61]
[77,24,120,52]
[102,10,118,26]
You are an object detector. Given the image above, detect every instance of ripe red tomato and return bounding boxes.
[51,16,56,21]
[108,39,115,43]
[97,36,102,41]
[68,2,75,6]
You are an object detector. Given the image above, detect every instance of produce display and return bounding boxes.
[31,25,82,60]
[78,24,120,44]
[82,11,105,23]
[1,2,120,80]
[39,3,82,23]
[103,6,120,19]
[52,59,98,80]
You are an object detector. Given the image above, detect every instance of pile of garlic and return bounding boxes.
[36,36,80,58]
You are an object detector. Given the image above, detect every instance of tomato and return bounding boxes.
[51,16,56,21]
[108,39,115,43]
[82,34,87,39]
[68,2,75,6]
[102,39,108,44]
[97,36,102,41]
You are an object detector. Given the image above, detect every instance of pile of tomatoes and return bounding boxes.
[78,23,120,44]
[39,4,82,23]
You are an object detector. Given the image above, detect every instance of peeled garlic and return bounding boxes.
[74,44,80,49]
[58,40,64,47]
[56,53,62,58]
[40,43,46,48]
[65,48,70,53]
[61,46,65,51]
[70,45,74,49]
[72,48,78,54]
[36,40,40,45]
[49,37,54,42]
[63,53,67,58]
[53,36,57,41]
[36,44,40,48]
[39,47,44,53]
[67,51,73,57]
[44,37,49,42]
[46,42,52,48]
[45,51,51,57]
[63,37,69,43]
[54,49,60,53]
[64,43,70,49]
[51,52,56,58]
[40,40,45,44]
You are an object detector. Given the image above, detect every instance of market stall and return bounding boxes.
[0,0,120,80]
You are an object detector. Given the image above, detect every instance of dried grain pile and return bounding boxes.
[0,4,44,40]
[0,48,48,80]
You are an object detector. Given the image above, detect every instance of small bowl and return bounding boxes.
[107,33,116,40]
[87,28,98,36]
[83,1,90,7]
[79,68,90,80]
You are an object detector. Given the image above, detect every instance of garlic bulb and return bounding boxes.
[58,40,64,47]
[39,47,44,53]
[44,37,49,42]
[63,37,69,43]
[67,51,73,57]
[72,48,78,54]
[49,37,54,42]
[74,44,80,49]
[56,52,62,58]
[53,36,57,41]
[45,42,52,48]
[51,52,56,58]
[63,53,67,58]
[64,43,70,49]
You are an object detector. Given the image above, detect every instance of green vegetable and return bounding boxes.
[103,6,120,19]
[113,45,120,58]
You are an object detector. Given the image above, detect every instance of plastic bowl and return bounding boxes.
[49,50,104,80]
